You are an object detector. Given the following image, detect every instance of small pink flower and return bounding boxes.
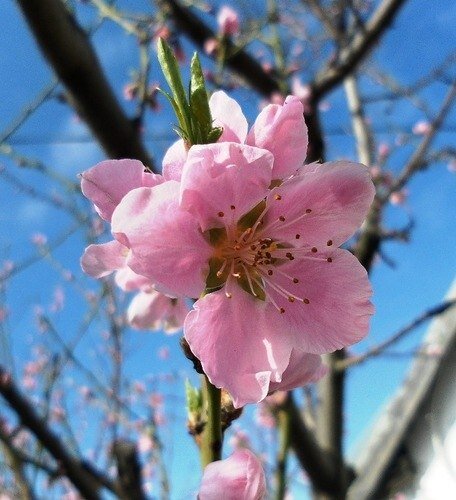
[123,82,138,101]
[217,6,240,36]
[138,433,154,453]
[389,189,408,205]
[157,346,170,360]
[204,38,219,56]
[31,232,47,246]
[127,290,189,333]
[377,142,390,158]
[198,449,266,500]
[412,120,432,136]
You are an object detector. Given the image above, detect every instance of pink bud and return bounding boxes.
[217,6,240,36]
[412,120,431,136]
[389,189,408,205]
[377,142,390,158]
[198,449,266,499]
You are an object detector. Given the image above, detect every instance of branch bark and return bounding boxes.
[312,0,408,99]
[16,0,155,170]
[0,367,116,499]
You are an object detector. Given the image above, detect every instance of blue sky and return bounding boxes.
[1,0,455,497]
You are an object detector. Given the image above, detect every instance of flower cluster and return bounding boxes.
[80,91,374,407]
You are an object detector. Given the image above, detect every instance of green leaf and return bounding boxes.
[207,126,224,143]
[185,379,202,413]
[190,53,212,141]
[157,38,192,136]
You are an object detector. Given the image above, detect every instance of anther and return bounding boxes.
[218,211,224,217]
[230,205,236,210]
[234,244,241,251]
[327,240,333,246]
[250,244,257,250]
[288,296,295,303]
[295,234,301,239]
[267,270,273,276]
[303,298,310,304]
[279,215,286,222]
[293,278,299,283]
[216,270,223,277]
[306,209,312,213]
[232,272,241,278]
[285,252,294,260]
[311,247,318,253]
[279,307,285,314]
[274,194,282,201]
[265,252,272,258]
[327,257,333,263]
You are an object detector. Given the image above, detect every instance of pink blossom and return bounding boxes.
[157,346,170,360]
[377,142,390,158]
[217,6,240,36]
[127,290,189,333]
[162,91,309,182]
[111,143,374,406]
[204,38,219,55]
[389,189,408,205]
[31,232,47,246]
[412,120,432,136]
[81,93,374,407]
[138,433,154,453]
[198,449,266,500]
[291,77,312,112]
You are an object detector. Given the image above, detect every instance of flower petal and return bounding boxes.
[127,290,188,333]
[162,139,187,181]
[199,449,266,500]
[247,95,307,179]
[80,240,127,278]
[180,143,273,232]
[268,350,326,393]
[185,288,292,408]
[264,248,374,354]
[114,266,152,292]
[264,161,375,247]
[80,159,162,221]
[111,182,211,298]
[209,90,248,143]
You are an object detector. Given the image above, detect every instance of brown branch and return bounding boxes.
[388,82,456,196]
[16,0,155,170]
[312,0,407,99]
[337,299,456,370]
[0,367,117,499]
[112,440,147,500]
[156,0,280,97]
[274,392,355,496]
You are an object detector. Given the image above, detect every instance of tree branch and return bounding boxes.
[0,367,117,499]
[312,0,407,99]
[156,0,281,96]
[16,0,155,170]
[337,299,456,370]
[274,393,355,496]
[112,440,147,500]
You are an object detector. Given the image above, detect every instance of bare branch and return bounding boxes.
[313,0,407,99]
[337,299,456,370]
[156,0,281,96]
[388,82,456,195]
[16,0,155,170]
[113,440,147,500]
[273,392,355,495]
[0,367,117,499]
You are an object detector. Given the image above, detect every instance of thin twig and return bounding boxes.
[337,299,456,370]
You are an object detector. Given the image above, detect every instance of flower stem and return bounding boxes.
[200,375,222,468]
[275,404,291,500]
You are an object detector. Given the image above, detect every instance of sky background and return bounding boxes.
[0,0,455,498]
